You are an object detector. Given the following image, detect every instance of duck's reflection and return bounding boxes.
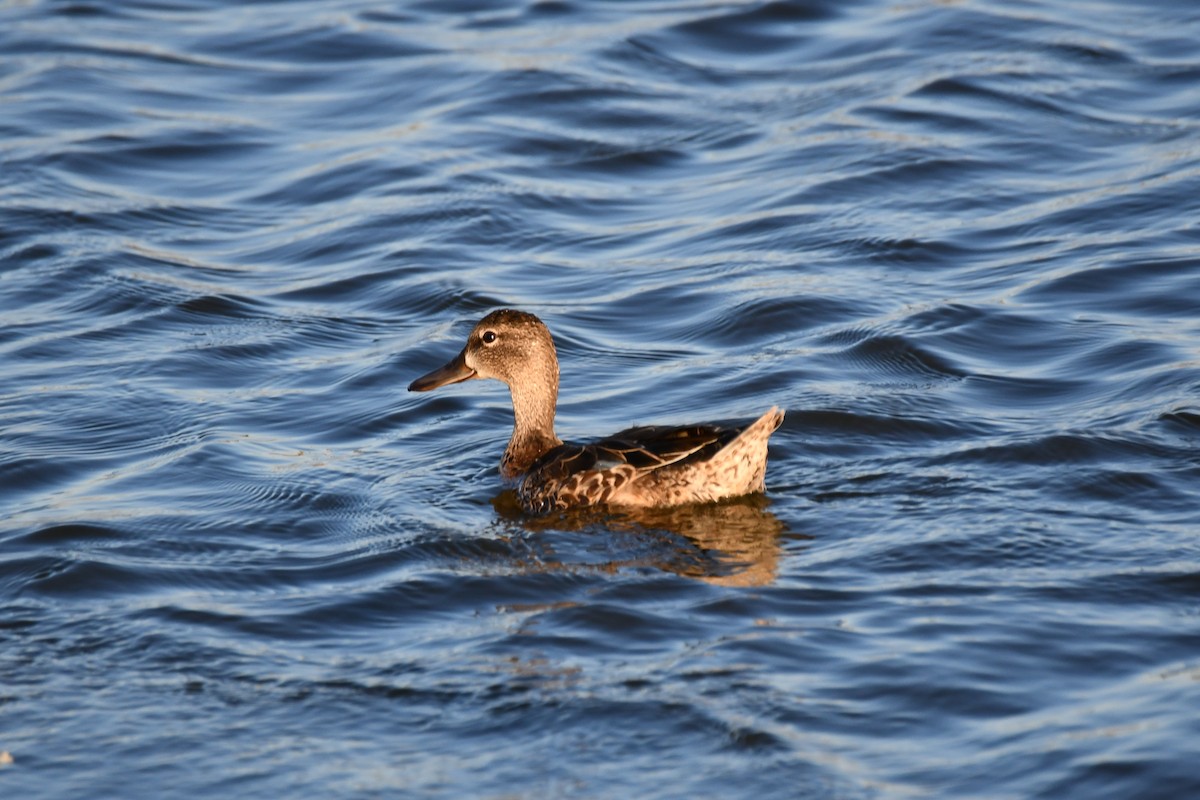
[491,491,797,586]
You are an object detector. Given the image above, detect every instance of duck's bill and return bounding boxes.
[408,347,476,392]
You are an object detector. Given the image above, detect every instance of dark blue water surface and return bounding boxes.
[3,0,1200,797]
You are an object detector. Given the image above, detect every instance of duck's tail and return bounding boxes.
[716,406,785,495]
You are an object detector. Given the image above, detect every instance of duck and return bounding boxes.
[408,309,784,514]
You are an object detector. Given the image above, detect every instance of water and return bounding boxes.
[2,0,1199,796]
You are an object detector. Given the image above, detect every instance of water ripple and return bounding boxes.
[3,0,1200,797]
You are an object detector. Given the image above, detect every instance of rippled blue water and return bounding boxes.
[3,0,1200,797]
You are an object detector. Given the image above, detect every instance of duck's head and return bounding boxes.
[408,309,559,393]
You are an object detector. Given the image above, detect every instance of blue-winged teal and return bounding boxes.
[409,309,784,514]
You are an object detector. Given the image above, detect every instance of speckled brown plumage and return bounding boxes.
[409,309,784,514]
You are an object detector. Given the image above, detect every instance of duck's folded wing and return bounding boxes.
[527,423,741,486]
[594,423,741,470]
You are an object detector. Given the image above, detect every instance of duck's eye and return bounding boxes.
[481,330,497,345]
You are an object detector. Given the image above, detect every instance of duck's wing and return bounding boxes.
[593,423,742,469]
[519,422,742,512]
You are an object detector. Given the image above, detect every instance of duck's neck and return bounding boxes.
[500,362,561,479]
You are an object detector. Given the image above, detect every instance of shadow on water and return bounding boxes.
[491,490,800,587]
